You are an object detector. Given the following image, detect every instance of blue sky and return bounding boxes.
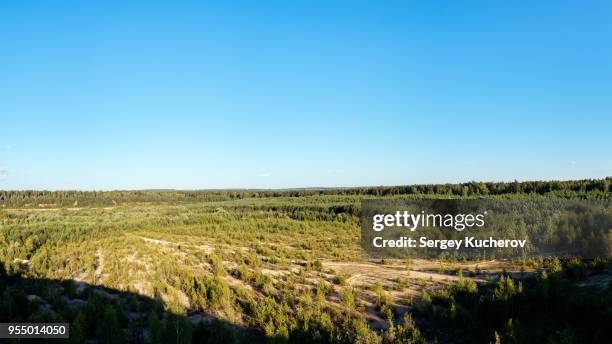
[1,1,611,190]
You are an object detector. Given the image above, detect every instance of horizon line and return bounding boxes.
[1,176,609,193]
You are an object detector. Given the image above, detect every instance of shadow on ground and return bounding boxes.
[0,271,264,343]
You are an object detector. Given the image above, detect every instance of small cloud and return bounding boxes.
[258,172,271,178]
[4,144,12,150]
[334,169,345,174]
[0,167,7,181]
[570,161,577,166]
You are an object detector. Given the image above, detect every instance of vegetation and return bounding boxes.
[0,178,610,343]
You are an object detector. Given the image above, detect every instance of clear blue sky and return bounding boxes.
[1,1,610,190]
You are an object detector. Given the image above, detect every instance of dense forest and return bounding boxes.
[363,198,612,260]
[1,178,611,208]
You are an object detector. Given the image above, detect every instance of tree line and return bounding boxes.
[1,178,610,207]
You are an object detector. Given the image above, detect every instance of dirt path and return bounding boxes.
[138,235,214,254]
[325,261,486,288]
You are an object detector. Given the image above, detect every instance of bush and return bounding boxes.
[543,257,562,273]
[564,258,586,281]
[334,273,351,286]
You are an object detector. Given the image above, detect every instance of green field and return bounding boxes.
[0,179,611,343]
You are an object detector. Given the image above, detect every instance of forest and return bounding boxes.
[0,178,610,343]
[1,177,610,208]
